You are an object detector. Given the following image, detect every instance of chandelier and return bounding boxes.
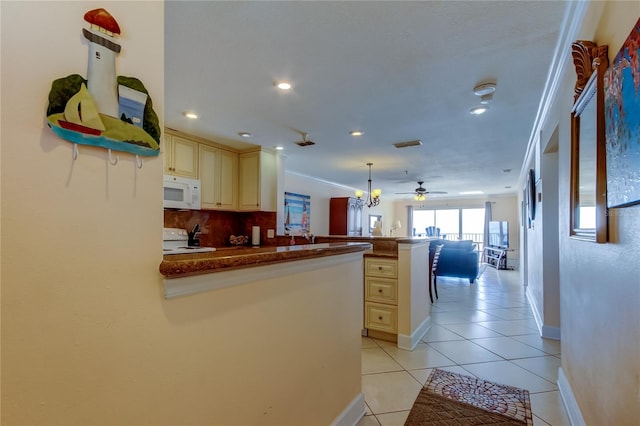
[355,163,381,208]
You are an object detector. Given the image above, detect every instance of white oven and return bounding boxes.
[163,175,201,210]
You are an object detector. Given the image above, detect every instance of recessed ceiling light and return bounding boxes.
[183,111,198,119]
[276,81,292,90]
[350,130,364,137]
[275,145,284,151]
[505,186,512,189]
[502,169,512,173]
[459,190,484,195]
[469,106,489,115]
[238,132,253,138]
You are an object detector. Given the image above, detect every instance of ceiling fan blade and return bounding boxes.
[425,191,447,194]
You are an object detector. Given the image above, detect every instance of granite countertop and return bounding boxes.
[160,242,372,278]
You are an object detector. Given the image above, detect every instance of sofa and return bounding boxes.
[430,240,479,283]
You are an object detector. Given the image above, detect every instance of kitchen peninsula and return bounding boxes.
[161,236,436,351]
[160,241,370,425]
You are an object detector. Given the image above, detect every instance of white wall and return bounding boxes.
[526,1,640,423]
[284,171,393,236]
[1,3,361,424]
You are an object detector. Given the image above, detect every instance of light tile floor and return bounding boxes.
[358,267,570,426]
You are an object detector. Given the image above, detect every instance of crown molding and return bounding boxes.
[519,0,590,183]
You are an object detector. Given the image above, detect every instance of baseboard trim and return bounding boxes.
[526,287,543,333]
[330,392,365,426]
[558,367,585,426]
[526,287,561,340]
[398,316,432,351]
[541,324,561,340]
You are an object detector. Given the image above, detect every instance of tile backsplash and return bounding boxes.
[164,210,277,247]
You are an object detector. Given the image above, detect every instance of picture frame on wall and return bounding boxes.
[604,17,640,208]
[569,40,609,243]
[526,168,536,226]
[284,192,311,235]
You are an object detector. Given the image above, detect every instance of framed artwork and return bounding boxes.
[526,169,536,225]
[604,17,640,208]
[284,192,311,235]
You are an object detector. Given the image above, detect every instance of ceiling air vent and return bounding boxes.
[393,139,422,149]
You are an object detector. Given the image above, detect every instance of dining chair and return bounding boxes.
[429,244,444,303]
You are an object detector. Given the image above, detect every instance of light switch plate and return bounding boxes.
[267,229,275,238]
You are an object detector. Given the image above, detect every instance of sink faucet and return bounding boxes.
[302,231,315,244]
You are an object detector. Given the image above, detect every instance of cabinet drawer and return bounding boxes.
[365,302,398,333]
[365,277,397,304]
[365,258,397,278]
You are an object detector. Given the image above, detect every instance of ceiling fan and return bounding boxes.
[396,181,447,200]
[293,132,316,147]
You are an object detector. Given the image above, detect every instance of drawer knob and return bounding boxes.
[378,289,383,293]
[378,316,383,321]
[378,267,383,270]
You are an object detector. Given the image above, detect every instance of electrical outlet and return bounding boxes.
[267,229,275,238]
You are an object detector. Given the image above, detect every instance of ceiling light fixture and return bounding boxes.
[471,82,497,111]
[355,163,382,208]
[473,83,496,95]
[238,132,253,138]
[276,81,292,90]
[350,130,364,136]
[459,190,484,195]
[183,112,198,119]
[414,193,426,201]
[275,145,284,151]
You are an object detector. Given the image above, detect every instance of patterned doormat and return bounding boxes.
[405,369,533,425]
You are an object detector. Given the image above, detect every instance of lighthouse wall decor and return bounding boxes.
[46,8,161,158]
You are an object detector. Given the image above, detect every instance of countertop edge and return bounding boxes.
[160,242,372,278]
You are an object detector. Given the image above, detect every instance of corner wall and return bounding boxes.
[528,1,640,423]
[1,3,361,424]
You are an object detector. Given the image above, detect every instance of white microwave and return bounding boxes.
[163,175,201,210]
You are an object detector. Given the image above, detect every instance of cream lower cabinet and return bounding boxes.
[164,134,199,178]
[364,257,398,335]
[199,145,238,210]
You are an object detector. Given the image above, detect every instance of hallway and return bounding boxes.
[358,267,570,425]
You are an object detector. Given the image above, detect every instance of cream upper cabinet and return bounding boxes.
[164,134,198,179]
[238,150,277,211]
[199,144,238,210]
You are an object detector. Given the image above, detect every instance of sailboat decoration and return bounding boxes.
[58,83,105,136]
[46,8,160,157]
